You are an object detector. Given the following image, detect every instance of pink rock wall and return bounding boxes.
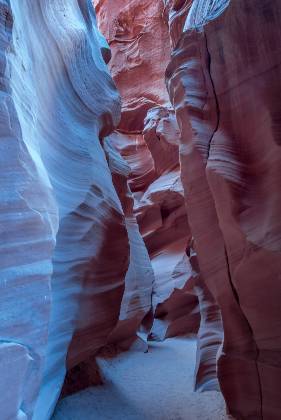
[166,0,281,418]
[103,137,154,349]
[94,0,222,392]
[95,0,199,344]
[94,0,171,131]
[3,0,280,418]
[138,107,199,340]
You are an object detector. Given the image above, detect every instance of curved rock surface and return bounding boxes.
[166,0,281,418]
[1,1,130,418]
[138,107,198,340]
[95,0,198,343]
[94,0,171,131]
[0,1,58,418]
[2,0,280,418]
[103,137,154,349]
[95,0,222,393]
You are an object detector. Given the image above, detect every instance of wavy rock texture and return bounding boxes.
[103,137,154,349]
[139,107,199,341]
[62,137,155,397]
[117,108,199,340]
[166,0,281,418]
[3,0,279,418]
[92,0,176,350]
[0,1,58,419]
[94,0,171,131]
[141,107,221,391]
[95,0,198,342]
[0,1,131,418]
[94,0,222,392]
[163,0,192,48]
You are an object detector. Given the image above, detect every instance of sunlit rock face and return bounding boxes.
[94,0,171,132]
[166,0,281,418]
[0,0,126,418]
[94,0,222,392]
[95,0,197,342]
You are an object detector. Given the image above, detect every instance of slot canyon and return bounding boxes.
[0,1,281,419]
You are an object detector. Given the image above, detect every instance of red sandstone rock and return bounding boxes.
[143,107,180,176]
[94,0,222,392]
[110,131,156,193]
[94,0,196,342]
[94,0,171,131]
[166,0,281,418]
[103,137,154,349]
[107,110,200,344]
[138,107,198,339]
[163,0,191,48]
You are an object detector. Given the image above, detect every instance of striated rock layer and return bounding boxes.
[166,0,281,418]
[103,136,154,349]
[94,0,171,131]
[3,0,280,418]
[94,0,222,392]
[138,106,199,341]
[0,1,58,418]
[0,1,134,418]
[95,0,198,345]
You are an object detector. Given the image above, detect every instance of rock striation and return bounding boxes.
[95,0,222,393]
[0,1,131,419]
[2,0,280,418]
[103,136,154,349]
[94,0,171,132]
[95,0,198,343]
[0,1,58,418]
[166,0,281,418]
[138,106,199,341]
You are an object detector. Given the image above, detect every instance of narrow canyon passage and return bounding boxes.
[53,338,226,420]
[1,1,281,419]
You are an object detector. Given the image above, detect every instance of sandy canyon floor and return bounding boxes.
[53,337,227,420]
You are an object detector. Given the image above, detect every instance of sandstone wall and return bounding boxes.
[94,0,171,131]
[94,0,222,393]
[0,1,128,418]
[2,1,279,418]
[165,0,281,418]
[94,0,199,344]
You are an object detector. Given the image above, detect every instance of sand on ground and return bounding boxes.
[53,337,227,420]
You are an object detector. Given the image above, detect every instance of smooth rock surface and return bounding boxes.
[94,0,171,132]
[0,1,58,418]
[28,0,124,414]
[1,1,128,418]
[95,0,222,392]
[166,0,281,418]
[138,107,199,340]
[103,137,154,348]
[2,0,280,419]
